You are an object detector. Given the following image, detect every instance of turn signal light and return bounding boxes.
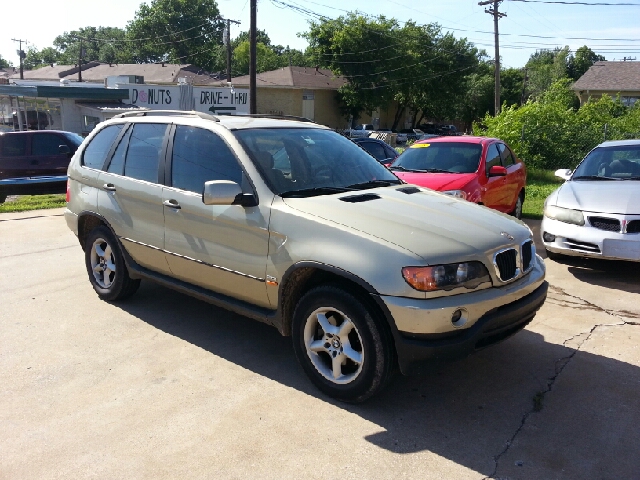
[66,179,70,203]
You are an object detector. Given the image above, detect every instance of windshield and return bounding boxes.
[62,132,84,147]
[234,128,401,196]
[572,144,640,180]
[391,142,482,173]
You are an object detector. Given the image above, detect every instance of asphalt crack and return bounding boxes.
[483,285,638,479]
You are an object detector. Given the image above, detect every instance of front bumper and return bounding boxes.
[378,255,547,375]
[542,215,640,261]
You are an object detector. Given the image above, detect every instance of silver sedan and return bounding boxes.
[542,139,640,262]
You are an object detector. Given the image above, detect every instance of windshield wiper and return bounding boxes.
[423,168,451,173]
[572,175,618,181]
[621,176,640,180]
[346,179,402,190]
[389,166,430,173]
[279,186,353,198]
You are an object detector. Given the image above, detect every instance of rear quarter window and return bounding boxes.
[82,124,124,169]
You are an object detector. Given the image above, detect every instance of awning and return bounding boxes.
[0,84,128,100]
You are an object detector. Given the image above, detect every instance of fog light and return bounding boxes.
[543,232,556,242]
[451,308,468,328]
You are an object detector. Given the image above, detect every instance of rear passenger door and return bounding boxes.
[162,124,271,308]
[31,132,72,177]
[97,122,172,275]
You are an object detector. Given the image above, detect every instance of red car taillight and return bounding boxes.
[66,179,70,203]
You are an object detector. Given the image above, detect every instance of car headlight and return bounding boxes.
[544,205,585,226]
[442,190,467,200]
[402,262,491,292]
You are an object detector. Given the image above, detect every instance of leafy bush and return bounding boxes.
[473,79,640,170]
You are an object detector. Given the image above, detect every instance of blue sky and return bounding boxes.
[2,0,639,71]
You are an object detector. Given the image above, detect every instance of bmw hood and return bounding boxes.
[282,186,531,264]
[552,180,640,214]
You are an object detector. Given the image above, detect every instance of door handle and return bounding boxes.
[31,160,39,165]
[163,199,181,209]
[103,183,116,192]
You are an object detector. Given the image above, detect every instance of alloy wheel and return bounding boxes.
[90,237,116,289]
[303,307,364,384]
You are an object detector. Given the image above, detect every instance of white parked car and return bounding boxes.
[542,140,640,262]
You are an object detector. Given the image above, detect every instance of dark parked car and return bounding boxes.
[352,137,398,166]
[0,130,83,203]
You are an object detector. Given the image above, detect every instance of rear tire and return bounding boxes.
[84,225,140,301]
[292,285,395,403]
[0,193,6,204]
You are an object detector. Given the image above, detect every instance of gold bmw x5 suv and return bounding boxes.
[65,111,547,402]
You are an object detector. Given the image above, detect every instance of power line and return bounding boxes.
[507,0,640,5]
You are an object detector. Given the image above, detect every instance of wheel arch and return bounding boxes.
[277,262,392,339]
[77,211,114,252]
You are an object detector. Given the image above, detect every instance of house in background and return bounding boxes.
[228,66,407,130]
[572,61,640,107]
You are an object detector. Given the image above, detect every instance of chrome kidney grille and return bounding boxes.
[495,249,518,281]
[493,240,535,283]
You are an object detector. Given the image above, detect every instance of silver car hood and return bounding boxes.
[553,180,640,214]
[282,187,531,263]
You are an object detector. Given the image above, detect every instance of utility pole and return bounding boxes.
[78,38,84,82]
[249,0,257,114]
[223,18,241,83]
[11,38,28,80]
[479,0,506,115]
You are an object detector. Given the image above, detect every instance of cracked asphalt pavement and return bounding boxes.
[1,210,639,479]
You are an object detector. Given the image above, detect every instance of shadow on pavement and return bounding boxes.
[115,281,640,478]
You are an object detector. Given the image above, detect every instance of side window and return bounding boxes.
[498,143,516,167]
[485,143,502,175]
[123,124,166,183]
[32,133,66,156]
[106,127,132,176]
[83,125,123,169]
[171,126,243,193]
[1,134,27,157]
[360,141,387,161]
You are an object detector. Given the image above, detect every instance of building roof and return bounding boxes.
[11,63,223,85]
[230,66,347,90]
[572,61,640,92]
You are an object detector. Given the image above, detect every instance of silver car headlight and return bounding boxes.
[544,205,585,226]
[442,190,467,200]
[402,262,491,292]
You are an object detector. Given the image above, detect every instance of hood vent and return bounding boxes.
[339,193,381,203]
[397,186,421,194]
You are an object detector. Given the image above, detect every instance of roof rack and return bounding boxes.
[113,110,220,122]
[232,114,315,123]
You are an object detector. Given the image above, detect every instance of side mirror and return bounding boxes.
[59,144,71,156]
[202,180,242,206]
[555,168,572,181]
[489,165,507,177]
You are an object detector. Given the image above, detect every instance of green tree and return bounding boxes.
[304,13,479,128]
[568,45,605,80]
[53,26,131,64]
[0,54,13,68]
[126,0,224,70]
[525,46,571,100]
[232,41,281,75]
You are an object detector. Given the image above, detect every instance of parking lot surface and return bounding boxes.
[1,209,639,479]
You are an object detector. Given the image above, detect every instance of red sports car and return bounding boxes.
[390,136,526,218]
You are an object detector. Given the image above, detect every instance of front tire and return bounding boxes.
[85,226,140,301]
[292,285,395,403]
[511,191,524,219]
